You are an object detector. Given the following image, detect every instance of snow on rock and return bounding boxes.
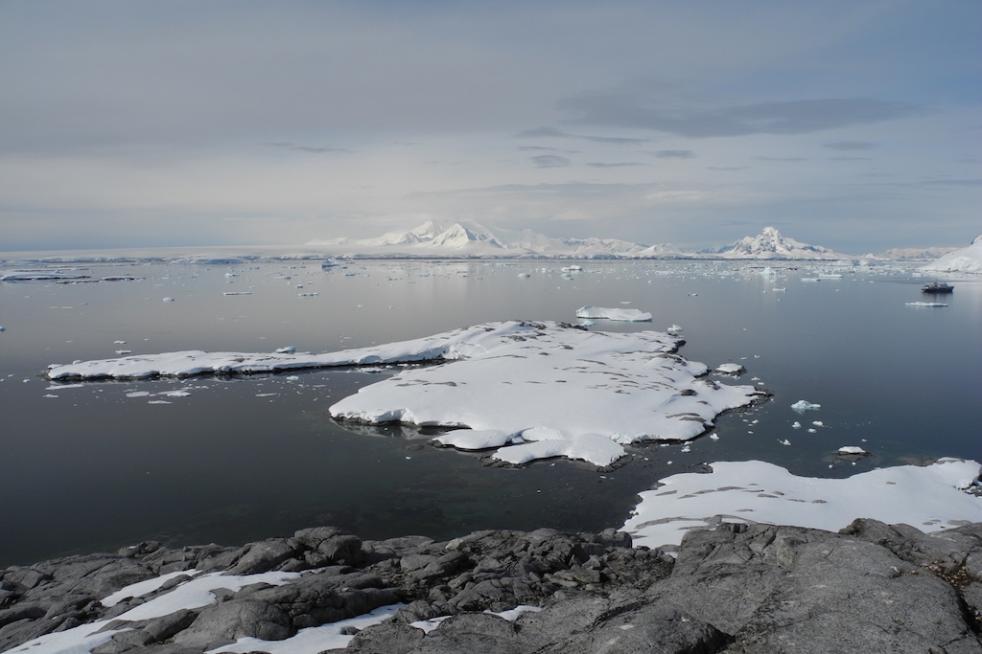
[101,570,201,607]
[622,458,982,550]
[920,235,982,275]
[791,400,821,412]
[575,306,652,322]
[206,604,404,654]
[7,571,300,654]
[329,322,764,466]
[714,363,745,375]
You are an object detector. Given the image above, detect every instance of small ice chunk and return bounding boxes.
[715,363,745,375]
[837,446,869,456]
[812,421,824,427]
[779,439,791,446]
[162,297,175,303]
[792,421,802,429]
[791,400,821,412]
[667,324,683,335]
[709,433,719,441]
[275,346,296,354]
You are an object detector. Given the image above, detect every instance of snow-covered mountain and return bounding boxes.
[309,222,846,260]
[308,221,689,258]
[920,235,982,274]
[878,246,960,261]
[709,227,846,260]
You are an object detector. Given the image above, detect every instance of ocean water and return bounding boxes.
[1,258,979,565]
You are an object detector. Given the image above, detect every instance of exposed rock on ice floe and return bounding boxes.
[791,400,821,412]
[707,227,848,260]
[622,458,982,549]
[329,322,764,466]
[714,363,745,375]
[920,235,982,275]
[574,306,652,322]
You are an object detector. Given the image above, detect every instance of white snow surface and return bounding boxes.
[622,458,982,550]
[575,306,653,322]
[920,235,982,274]
[714,363,745,375]
[433,429,521,451]
[329,322,762,466]
[207,604,404,654]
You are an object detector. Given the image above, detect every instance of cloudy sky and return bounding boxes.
[1,0,980,252]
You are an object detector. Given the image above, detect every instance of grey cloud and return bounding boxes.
[517,126,649,145]
[707,165,747,171]
[829,156,872,161]
[824,140,876,151]
[559,92,921,137]
[518,145,579,153]
[587,161,645,168]
[756,156,808,162]
[268,142,350,154]
[653,149,695,159]
[531,154,571,168]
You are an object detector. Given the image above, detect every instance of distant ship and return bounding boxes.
[921,281,954,294]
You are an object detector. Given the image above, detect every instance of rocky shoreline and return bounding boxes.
[3,520,981,654]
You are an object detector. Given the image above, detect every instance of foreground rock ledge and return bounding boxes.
[2,520,982,653]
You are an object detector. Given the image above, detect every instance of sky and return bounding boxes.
[1,0,980,252]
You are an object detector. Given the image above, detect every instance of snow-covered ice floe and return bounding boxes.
[47,321,547,380]
[906,301,947,308]
[329,322,764,466]
[714,363,745,375]
[47,321,763,466]
[575,306,652,322]
[622,458,982,550]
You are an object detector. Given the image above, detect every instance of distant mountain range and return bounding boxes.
[309,222,852,260]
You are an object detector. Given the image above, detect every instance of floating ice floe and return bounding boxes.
[0,269,90,282]
[162,297,175,303]
[47,321,763,467]
[791,400,821,412]
[433,428,521,451]
[575,306,652,322]
[837,446,869,456]
[714,363,745,375]
[622,458,982,550]
[329,322,763,466]
[906,301,947,308]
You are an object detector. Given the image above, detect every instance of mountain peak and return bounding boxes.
[717,227,843,260]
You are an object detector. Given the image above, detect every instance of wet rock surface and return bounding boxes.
[1,520,981,653]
